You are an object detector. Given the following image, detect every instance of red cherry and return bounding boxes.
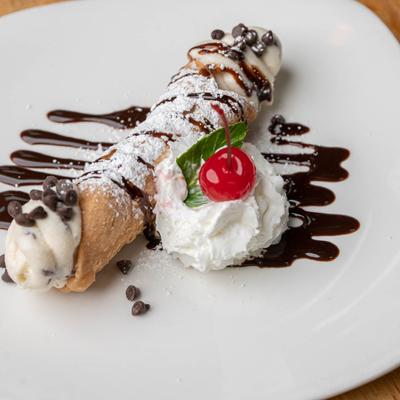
[199,147,256,201]
[198,103,257,202]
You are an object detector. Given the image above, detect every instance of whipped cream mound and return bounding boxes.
[5,200,81,290]
[155,143,289,272]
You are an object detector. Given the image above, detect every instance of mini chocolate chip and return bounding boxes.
[15,213,35,227]
[29,189,43,201]
[7,201,22,218]
[232,23,247,38]
[211,29,224,40]
[28,206,47,220]
[27,231,37,239]
[251,41,266,56]
[126,285,140,301]
[1,269,14,284]
[56,179,73,195]
[57,206,73,222]
[42,188,58,206]
[42,188,57,197]
[271,114,286,125]
[0,254,5,269]
[244,29,258,45]
[226,49,244,61]
[62,190,78,206]
[257,86,272,102]
[43,194,58,212]
[43,175,58,190]
[42,269,54,276]
[117,260,132,275]
[131,301,150,316]
[233,38,246,51]
[261,30,275,46]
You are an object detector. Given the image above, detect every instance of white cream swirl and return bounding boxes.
[155,144,289,271]
[5,200,81,290]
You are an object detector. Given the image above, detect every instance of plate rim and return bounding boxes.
[1,0,400,399]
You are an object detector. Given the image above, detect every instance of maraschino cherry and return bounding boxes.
[199,104,256,202]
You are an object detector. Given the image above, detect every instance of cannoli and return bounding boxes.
[5,24,287,291]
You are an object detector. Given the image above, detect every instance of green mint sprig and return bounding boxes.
[176,122,248,208]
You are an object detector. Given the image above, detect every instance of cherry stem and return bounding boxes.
[211,103,232,170]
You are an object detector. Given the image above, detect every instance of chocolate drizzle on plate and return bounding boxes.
[21,129,114,150]
[0,107,143,229]
[47,106,149,129]
[11,150,85,170]
[0,166,67,187]
[241,115,359,267]
[0,105,358,268]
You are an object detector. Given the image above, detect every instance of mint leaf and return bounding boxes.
[176,122,248,208]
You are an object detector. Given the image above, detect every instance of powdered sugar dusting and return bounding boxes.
[75,28,281,205]
[76,70,253,199]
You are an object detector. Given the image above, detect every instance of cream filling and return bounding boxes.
[5,200,81,290]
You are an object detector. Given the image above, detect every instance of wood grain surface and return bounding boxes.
[0,0,399,399]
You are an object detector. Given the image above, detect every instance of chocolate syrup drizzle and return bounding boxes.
[242,117,359,267]
[188,43,272,102]
[47,106,148,129]
[21,129,114,150]
[11,150,85,170]
[0,107,358,266]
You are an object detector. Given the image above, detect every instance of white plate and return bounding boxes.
[0,1,399,399]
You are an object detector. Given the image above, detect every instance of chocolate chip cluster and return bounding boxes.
[7,176,78,227]
[125,282,150,316]
[115,260,151,316]
[211,23,277,60]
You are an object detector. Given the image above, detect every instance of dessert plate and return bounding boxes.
[0,0,399,399]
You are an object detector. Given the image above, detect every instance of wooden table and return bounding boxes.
[0,0,399,399]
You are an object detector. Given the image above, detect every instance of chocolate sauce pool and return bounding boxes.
[0,107,359,267]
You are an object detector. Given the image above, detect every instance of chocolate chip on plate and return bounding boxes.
[0,254,6,269]
[126,285,140,301]
[57,206,73,222]
[117,260,132,275]
[43,175,58,190]
[62,190,78,206]
[7,201,22,218]
[15,213,35,227]
[244,29,258,45]
[211,29,225,40]
[28,206,48,220]
[232,23,247,38]
[131,301,150,316]
[1,269,14,284]
[29,189,43,201]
